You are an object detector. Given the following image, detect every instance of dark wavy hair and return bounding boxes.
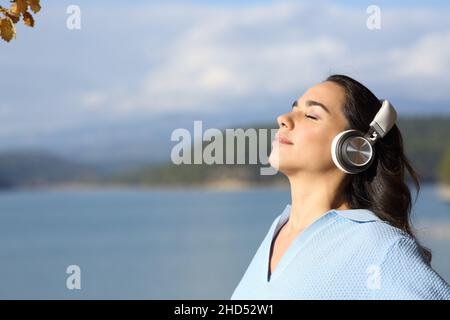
[326,74,431,262]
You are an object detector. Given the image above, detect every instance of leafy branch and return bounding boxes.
[0,0,41,42]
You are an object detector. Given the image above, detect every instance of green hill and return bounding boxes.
[0,117,448,189]
[397,117,450,181]
[0,150,100,188]
[116,116,450,186]
[439,143,450,185]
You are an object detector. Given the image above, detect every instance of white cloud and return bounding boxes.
[102,2,349,113]
[390,32,450,78]
[138,35,347,109]
[81,92,109,109]
[81,1,450,114]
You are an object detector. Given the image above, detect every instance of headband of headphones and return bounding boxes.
[364,99,397,144]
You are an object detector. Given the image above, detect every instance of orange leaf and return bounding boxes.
[0,17,16,42]
[27,0,41,14]
[22,11,34,27]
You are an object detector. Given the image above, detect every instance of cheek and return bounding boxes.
[295,127,332,151]
[293,127,336,163]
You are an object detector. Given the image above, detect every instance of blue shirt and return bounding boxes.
[231,204,450,300]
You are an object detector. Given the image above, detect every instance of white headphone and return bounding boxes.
[331,100,397,174]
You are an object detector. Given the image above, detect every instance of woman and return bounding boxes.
[230,74,450,300]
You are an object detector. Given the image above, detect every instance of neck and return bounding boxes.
[285,170,349,234]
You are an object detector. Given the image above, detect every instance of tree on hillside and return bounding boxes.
[438,143,450,185]
[0,0,40,42]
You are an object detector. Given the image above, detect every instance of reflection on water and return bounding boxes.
[0,184,448,299]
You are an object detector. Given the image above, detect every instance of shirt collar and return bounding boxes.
[334,208,381,222]
[280,204,381,224]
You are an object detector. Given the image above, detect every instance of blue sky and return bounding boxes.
[1,0,450,163]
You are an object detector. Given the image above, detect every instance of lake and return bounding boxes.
[0,184,449,299]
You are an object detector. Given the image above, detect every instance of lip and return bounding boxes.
[274,132,294,145]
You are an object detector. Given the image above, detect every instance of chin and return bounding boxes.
[268,155,292,175]
[268,151,280,170]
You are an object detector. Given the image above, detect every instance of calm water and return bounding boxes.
[0,184,448,299]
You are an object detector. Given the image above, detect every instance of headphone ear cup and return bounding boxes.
[331,130,374,174]
[331,130,357,174]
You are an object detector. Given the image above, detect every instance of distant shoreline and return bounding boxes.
[3,181,447,197]
[3,180,290,193]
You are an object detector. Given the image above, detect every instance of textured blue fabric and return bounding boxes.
[231,204,450,300]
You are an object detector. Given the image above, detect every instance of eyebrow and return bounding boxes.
[292,100,331,114]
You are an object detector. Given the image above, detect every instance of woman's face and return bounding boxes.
[269,81,350,175]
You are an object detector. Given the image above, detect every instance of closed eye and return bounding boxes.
[305,114,318,120]
[292,104,319,120]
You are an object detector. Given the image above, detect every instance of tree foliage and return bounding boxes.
[439,143,450,185]
[0,0,40,42]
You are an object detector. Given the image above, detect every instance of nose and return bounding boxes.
[277,113,293,130]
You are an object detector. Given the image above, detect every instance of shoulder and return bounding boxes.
[334,208,428,266]
[334,208,410,248]
[334,208,450,299]
[375,235,450,299]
